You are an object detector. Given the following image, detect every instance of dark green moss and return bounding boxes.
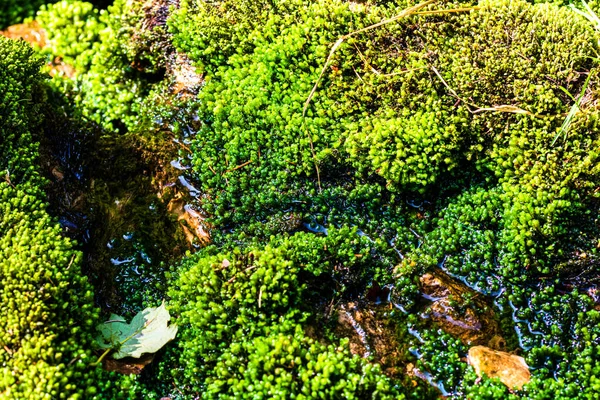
[0,0,57,29]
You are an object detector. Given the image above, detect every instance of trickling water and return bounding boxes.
[303,222,328,235]
[340,304,371,358]
[110,257,135,266]
[170,159,191,170]
[178,175,200,196]
[40,106,204,317]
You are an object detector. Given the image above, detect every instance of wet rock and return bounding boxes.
[334,301,404,378]
[168,52,203,97]
[366,281,391,303]
[0,21,47,47]
[166,195,210,246]
[419,271,502,347]
[467,345,531,390]
[51,166,65,182]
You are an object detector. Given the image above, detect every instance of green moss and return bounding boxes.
[37,1,105,70]
[25,0,600,397]
[162,0,600,397]
[0,0,57,29]
[150,231,405,398]
[0,38,46,186]
[37,0,172,132]
[0,35,105,399]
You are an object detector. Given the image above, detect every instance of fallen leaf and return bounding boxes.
[96,301,178,359]
[468,345,530,390]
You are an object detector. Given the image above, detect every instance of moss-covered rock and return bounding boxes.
[157,231,407,398]
[0,35,104,399]
[23,0,600,398]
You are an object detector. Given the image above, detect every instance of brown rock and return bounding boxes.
[334,301,404,378]
[419,271,502,346]
[51,167,65,182]
[467,345,531,390]
[166,195,210,246]
[0,21,47,48]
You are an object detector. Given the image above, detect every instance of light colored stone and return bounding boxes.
[467,345,531,390]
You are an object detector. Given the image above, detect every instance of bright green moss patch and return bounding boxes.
[0,184,100,398]
[0,38,45,186]
[163,0,600,397]
[157,231,407,398]
[19,0,600,398]
[37,1,105,70]
[37,0,172,132]
[0,35,104,399]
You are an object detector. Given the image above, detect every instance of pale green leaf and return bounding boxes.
[96,301,178,359]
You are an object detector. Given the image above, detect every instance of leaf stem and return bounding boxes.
[93,348,112,366]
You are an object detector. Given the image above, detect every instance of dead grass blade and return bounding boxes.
[302,0,437,118]
[431,65,536,116]
[552,72,592,146]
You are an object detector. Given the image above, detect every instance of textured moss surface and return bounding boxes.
[20,0,600,398]
[0,36,105,399]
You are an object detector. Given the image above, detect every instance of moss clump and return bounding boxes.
[0,184,100,398]
[36,0,105,70]
[0,0,57,29]
[0,38,46,185]
[25,0,600,398]
[163,0,600,397]
[0,36,104,399]
[37,0,173,132]
[148,229,406,398]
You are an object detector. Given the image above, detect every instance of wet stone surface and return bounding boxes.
[418,270,504,348]
[39,108,207,317]
[468,345,531,390]
[334,300,405,378]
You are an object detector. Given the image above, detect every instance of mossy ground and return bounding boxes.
[4,0,600,398]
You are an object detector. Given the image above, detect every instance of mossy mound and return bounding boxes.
[29,0,600,398]
[143,230,412,398]
[0,36,105,398]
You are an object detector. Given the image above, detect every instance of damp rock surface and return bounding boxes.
[333,300,405,378]
[419,271,504,347]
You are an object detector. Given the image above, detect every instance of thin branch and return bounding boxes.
[431,65,536,117]
[301,0,441,192]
